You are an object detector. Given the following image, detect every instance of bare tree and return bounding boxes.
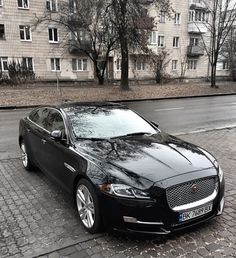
[149,49,171,84]
[221,25,236,81]
[108,0,172,90]
[34,0,118,85]
[195,0,236,87]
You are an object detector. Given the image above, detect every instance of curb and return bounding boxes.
[0,92,236,110]
[117,92,236,103]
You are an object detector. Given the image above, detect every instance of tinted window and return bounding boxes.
[47,109,66,137]
[64,106,156,139]
[29,108,50,130]
[29,109,40,123]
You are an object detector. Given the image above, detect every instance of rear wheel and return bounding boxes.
[20,140,33,171]
[76,179,102,234]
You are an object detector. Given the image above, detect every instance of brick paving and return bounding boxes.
[0,128,236,258]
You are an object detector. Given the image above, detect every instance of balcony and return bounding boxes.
[68,39,91,54]
[188,22,207,34]
[187,45,204,57]
[189,0,208,10]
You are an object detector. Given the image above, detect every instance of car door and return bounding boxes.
[39,108,78,191]
[26,108,51,168]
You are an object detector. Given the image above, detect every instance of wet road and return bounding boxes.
[1,95,236,159]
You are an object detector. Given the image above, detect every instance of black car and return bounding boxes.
[19,102,225,234]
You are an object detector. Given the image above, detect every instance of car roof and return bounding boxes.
[58,101,124,109]
[32,102,126,112]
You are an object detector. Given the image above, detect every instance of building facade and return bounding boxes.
[0,0,230,82]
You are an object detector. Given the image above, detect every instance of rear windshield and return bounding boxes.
[63,106,156,139]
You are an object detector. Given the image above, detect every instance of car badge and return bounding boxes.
[191,184,198,193]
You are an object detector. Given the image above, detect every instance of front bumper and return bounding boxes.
[99,177,225,235]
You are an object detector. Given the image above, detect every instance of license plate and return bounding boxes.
[179,203,213,223]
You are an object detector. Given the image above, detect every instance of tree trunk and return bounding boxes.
[94,60,105,85]
[120,37,129,90]
[210,63,217,88]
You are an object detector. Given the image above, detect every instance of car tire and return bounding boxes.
[75,179,102,234]
[20,140,33,171]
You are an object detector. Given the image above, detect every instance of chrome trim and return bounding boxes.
[123,216,164,225]
[64,162,76,173]
[217,197,224,215]
[27,117,50,134]
[173,189,218,212]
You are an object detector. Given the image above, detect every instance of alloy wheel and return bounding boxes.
[21,143,28,168]
[76,184,95,229]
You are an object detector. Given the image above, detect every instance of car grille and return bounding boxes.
[166,177,218,210]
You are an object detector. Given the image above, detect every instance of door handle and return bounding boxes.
[41,139,47,144]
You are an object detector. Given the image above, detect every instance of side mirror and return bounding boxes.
[50,130,62,140]
[151,121,159,128]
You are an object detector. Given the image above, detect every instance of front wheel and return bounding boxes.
[20,140,33,171]
[76,179,102,234]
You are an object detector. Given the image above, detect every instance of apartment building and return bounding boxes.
[0,0,230,82]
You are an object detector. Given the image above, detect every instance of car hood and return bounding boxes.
[74,132,215,183]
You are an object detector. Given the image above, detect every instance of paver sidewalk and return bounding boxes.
[0,128,236,258]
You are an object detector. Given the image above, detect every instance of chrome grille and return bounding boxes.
[166,177,218,209]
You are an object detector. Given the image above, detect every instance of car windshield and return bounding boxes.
[63,105,157,139]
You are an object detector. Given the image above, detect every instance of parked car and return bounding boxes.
[19,102,225,234]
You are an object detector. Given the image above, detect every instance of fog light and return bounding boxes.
[123,216,138,223]
[217,197,224,215]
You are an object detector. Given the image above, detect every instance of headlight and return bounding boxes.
[99,184,151,199]
[218,166,224,183]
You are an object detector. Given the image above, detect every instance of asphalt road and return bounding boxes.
[1,95,236,160]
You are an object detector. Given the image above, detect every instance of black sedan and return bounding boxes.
[19,102,225,234]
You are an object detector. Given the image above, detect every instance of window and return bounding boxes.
[51,58,60,71]
[69,0,77,14]
[134,59,145,71]
[22,57,33,70]
[172,60,177,70]
[116,58,121,70]
[46,0,58,12]
[48,109,66,137]
[19,25,31,41]
[71,31,78,40]
[187,59,197,70]
[18,0,29,9]
[29,108,49,129]
[0,57,8,71]
[190,37,199,46]
[48,28,59,43]
[223,61,229,70]
[158,35,165,47]
[148,31,157,44]
[174,13,181,24]
[173,37,179,48]
[189,10,208,22]
[160,11,166,23]
[0,24,5,40]
[72,59,88,71]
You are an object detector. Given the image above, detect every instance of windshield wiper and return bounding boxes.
[111,132,155,139]
[76,136,111,141]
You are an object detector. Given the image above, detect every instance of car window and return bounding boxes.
[29,108,50,130]
[47,109,66,138]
